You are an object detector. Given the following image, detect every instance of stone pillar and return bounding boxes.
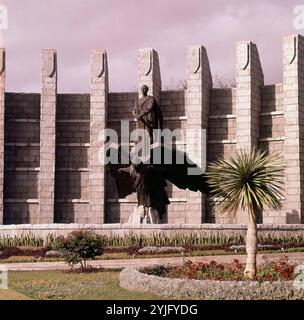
[89,49,108,223]
[0,49,5,224]
[138,48,161,103]
[39,49,57,223]
[186,46,212,224]
[235,42,264,223]
[283,34,304,224]
[235,41,264,150]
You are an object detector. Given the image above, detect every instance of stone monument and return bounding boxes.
[109,85,208,224]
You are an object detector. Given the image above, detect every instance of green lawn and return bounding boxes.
[0,289,30,300]
[1,270,162,300]
[0,250,230,264]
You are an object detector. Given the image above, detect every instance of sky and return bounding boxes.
[0,0,302,93]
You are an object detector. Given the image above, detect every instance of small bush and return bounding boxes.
[56,231,105,270]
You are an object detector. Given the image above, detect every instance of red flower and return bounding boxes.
[252,276,258,281]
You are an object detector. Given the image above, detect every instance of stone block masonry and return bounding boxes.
[1,35,304,225]
[89,49,108,224]
[55,93,90,224]
[39,49,57,224]
[186,46,212,224]
[283,35,304,224]
[0,49,5,225]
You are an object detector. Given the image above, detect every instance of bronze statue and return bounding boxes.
[109,85,208,224]
[133,85,163,142]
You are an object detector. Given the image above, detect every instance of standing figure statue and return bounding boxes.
[133,84,163,143]
[108,85,208,224]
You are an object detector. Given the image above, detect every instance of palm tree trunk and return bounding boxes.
[244,208,258,279]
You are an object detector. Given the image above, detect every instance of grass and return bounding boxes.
[0,256,63,264]
[0,250,227,264]
[5,270,162,300]
[0,289,30,300]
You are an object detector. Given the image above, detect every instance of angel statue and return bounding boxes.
[108,85,208,224]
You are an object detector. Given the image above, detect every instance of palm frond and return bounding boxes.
[205,148,284,216]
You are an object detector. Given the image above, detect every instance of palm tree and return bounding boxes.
[205,148,284,278]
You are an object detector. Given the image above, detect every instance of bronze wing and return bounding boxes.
[108,143,209,198]
[107,145,135,198]
[146,145,209,195]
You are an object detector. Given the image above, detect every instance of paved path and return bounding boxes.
[2,252,304,271]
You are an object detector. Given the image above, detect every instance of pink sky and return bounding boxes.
[0,0,302,93]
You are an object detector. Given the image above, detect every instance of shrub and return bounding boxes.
[56,231,105,270]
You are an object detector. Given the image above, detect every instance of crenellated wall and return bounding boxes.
[1,34,304,225]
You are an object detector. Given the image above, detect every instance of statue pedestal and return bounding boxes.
[128,205,161,224]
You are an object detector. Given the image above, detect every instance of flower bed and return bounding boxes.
[142,260,297,282]
[1,242,304,261]
[119,260,304,300]
[0,246,51,259]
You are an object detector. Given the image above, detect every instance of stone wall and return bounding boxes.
[4,93,40,224]
[259,84,285,224]
[1,35,304,225]
[55,94,90,224]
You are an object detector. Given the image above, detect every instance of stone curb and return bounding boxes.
[119,267,304,300]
